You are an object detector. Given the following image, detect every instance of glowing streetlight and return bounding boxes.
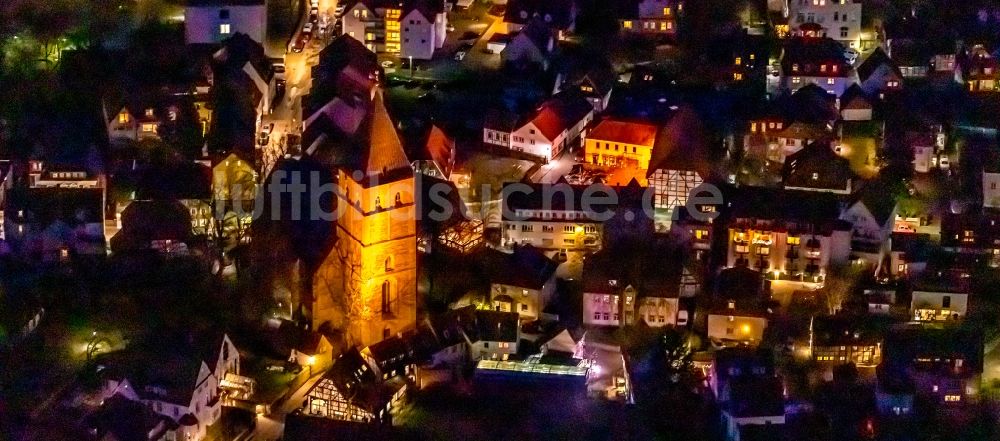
[307,355,316,376]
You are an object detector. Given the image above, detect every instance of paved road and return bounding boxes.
[247,373,326,441]
[530,150,577,184]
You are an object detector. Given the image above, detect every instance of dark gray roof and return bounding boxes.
[782,141,853,191]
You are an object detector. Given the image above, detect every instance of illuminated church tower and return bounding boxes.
[304,36,417,347]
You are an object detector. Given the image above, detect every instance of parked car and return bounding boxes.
[318,21,328,34]
[291,37,306,53]
[273,63,286,80]
[417,92,436,103]
[303,22,313,34]
[454,51,466,61]
[381,60,394,68]
[446,24,455,32]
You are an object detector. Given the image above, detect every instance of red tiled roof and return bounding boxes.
[587,119,658,147]
[528,92,592,141]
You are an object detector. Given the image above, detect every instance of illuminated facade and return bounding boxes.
[342,0,447,58]
[620,0,680,35]
[311,92,418,348]
[786,0,862,48]
[583,119,658,170]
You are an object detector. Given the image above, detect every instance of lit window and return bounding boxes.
[220,23,231,34]
[944,395,961,402]
[735,57,742,66]
[118,112,129,124]
[623,20,632,29]
[142,123,156,133]
[663,7,671,16]
[145,108,154,117]
[827,78,836,85]
[787,237,800,245]
[659,21,667,31]
[792,77,801,84]
[733,72,743,81]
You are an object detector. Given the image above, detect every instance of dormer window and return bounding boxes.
[118,112,129,124]
[735,57,742,66]
[792,64,799,72]
[145,108,154,117]
[812,172,819,180]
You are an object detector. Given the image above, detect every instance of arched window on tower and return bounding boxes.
[395,193,402,206]
[375,196,382,210]
[385,256,394,272]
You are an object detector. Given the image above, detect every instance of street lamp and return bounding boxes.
[409,56,414,78]
[307,355,316,377]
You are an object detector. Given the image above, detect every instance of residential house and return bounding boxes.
[647,107,712,225]
[341,0,403,54]
[838,84,873,121]
[780,37,853,96]
[841,183,899,265]
[905,130,945,173]
[482,245,559,321]
[963,45,1000,93]
[399,0,447,60]
[0,160,12,241]
[745,84,838,163]
[856,48,904,95]
[619,0,681,36]
[361,336,414,381]
[93,332,243,441]
[84,395,177,441]
[808,314,882,367]
[875,367,916,418]
[469,309,520,361]
[553,60,617,112]
[909,270,971,322]
[583,118,659,170]
[782,141,854,194]
[12,161,107,260]
[208,33,275,156]
[104,98,187,146]
[711,349,785,440]
[502,20,556,71]
[508,91,594,161]
[887,38,931,79]
[0,291,45,348]
[984,160,1000,208]
[724,186,852,280]
[184,0,267,44]
[212,152,258,244]
[503,0,576,37]
[787,0,863,48]
[881,326,983,406]
[864,287,897,316]
[304,347,407,424]
[407,125,455,180]
[581,246,695,327]
[482,108,518,149]
[109,200,194,255]
[500,182,606,252]
[426,305,478,367]
[888,232,931,279]
[706,300,769,347]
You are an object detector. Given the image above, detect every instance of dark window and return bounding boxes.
[942,296,951,308]
[381,281,392,313]
[219,9,230,19]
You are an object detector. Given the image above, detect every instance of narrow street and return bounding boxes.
[246,373,326,440]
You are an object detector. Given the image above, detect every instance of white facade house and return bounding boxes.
[400,5,447,60]
[94,334,243,441]
[184,0,267,45]
[787,0,862,48]
[508,93,594,161]
[984,170,1000,208]
[911,290,968,322]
